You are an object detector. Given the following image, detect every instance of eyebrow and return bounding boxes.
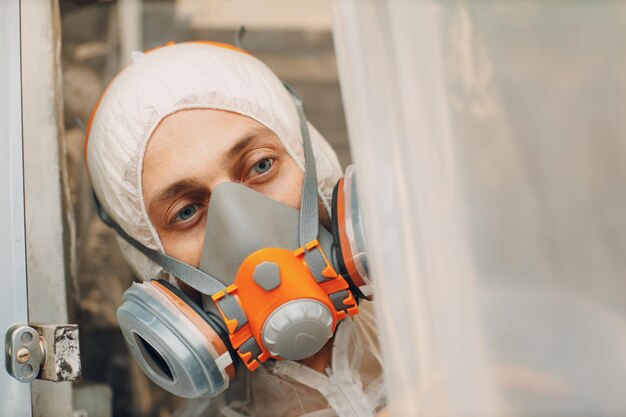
[220,125,275,168]
[148,125,277,213]
[150,178,206,210]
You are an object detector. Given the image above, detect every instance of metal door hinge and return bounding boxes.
[5,323,81,383]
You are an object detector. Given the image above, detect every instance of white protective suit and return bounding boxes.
[85,42,386,416]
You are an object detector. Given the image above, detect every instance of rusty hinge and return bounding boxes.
[5,323,81,383]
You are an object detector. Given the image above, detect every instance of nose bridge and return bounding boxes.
[208,178,235,195]
[206,176,237,203]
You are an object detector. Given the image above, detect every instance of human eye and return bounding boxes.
[173,203,200,223]
[248,157,274,177]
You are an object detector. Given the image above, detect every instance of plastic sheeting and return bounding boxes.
[331,1,626,416]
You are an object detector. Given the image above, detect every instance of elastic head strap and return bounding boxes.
[282,83,320,248]
[284,85,356,313]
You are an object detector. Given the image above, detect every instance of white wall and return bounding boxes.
[176,0,331,31]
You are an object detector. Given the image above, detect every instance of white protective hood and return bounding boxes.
[85,42,343,281]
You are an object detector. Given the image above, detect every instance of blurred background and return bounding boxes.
[60,1,349,416]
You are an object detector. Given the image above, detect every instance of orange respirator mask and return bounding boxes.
[94,86,371,398]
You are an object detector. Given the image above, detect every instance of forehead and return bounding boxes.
[145,108,273,169]
[147,109,264,155]
[141,108,281,193]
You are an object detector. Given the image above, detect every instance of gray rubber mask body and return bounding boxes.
[200,182,333,292]
[200,181,335,286]
[199,182,337,360]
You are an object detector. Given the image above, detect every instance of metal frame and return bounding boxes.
[0,0,33,415]
[20,0,76,414]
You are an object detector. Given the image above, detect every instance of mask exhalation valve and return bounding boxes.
[261,299,333,360]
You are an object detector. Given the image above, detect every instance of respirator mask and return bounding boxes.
[94,86,372,398]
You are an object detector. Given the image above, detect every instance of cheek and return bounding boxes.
[158,223,206,268]
[255,156,304,210]
[268,158,332,231]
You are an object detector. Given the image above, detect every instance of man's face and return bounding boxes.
[142,108,304,268]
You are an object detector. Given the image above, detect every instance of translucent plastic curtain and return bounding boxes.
[331,1,626,416]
